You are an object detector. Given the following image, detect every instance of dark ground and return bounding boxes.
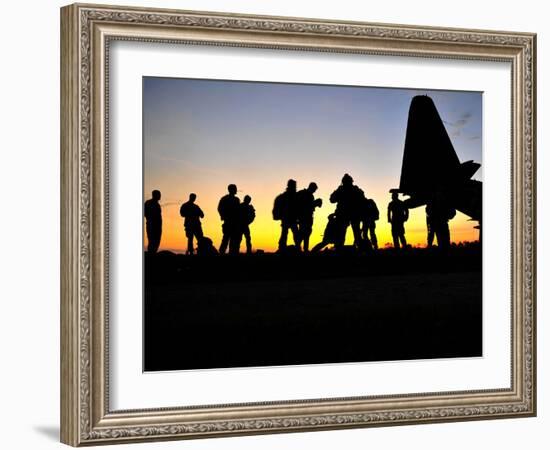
[144,245,482,371]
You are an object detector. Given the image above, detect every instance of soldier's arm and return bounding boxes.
[387,204,392,223]
[404,207,409,221]
[198,206,204,218]
[329,189,338,204]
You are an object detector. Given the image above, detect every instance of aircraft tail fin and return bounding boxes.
[399,95,462,194]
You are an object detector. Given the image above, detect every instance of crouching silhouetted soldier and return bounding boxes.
[218,184,241,254]
[179,193,204,255]
[296,182,322,252]
[361,197,379,250]
[387,191,408,249]
[197,237,219,256]
[144,190,162,254]
[273,179,300,252]
[312,214,345,252]
[238,195,256,254]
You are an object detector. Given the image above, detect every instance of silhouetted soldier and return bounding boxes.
[144,190,162,254]
[179,193,204,255]
[296,182,323,252]
[239,195,256,254]
[217,184,240,254]
[387,191,408,249]
[329,174,364,248]
[361,197,379,250]
[426,192,456,249]
[273,179,299,251]
[312,213,345,252]
[197,237,219,256]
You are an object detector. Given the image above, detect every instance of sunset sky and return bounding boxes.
[143,77,482,253]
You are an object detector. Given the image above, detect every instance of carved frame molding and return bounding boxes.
[61,3,536,446]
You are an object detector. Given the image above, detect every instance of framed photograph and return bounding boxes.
[60,3,536,446]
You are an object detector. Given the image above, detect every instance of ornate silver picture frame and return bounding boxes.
[60,3,536,446]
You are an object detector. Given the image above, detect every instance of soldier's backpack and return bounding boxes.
[366,199,379,221]
[247,205,256,224]
[272,194,285,220]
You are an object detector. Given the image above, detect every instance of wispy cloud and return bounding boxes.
[149,152,224,177]
[444,112,473,138]
[160,201,182,208]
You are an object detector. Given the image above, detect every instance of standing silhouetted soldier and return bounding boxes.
[218,184,241,254]
[239,195,256,254]
[144,190,162,254]
[273,179,299,251]
[179,193,204,255]
[329,174,364,248]
[361,197,379,250]
[312,213,345,252]
[387,191,408,249]
[426,192,456,249]
[296,182,323,252]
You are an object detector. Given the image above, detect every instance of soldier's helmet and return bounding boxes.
[287,179,297,191]
[342,174,353,185]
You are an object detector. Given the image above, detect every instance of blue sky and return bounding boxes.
[143,77,482,251]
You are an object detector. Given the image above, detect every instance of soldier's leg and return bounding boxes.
[427,222,434,247]
[278,223,289,250]
[228,223,241,254]
[440,223,451,249]
[369,223,378,250]
[360,222,367,241]
[152,225,161,253]
[391,226,400,248]
[351,220,362,247]
[186,229,194,255]
[192,230,200,254]
[334,222,347,249]
[219,235,228,253]
[311,240,327,253]
[295,223,303,248]
[146,223,155,253]
[229,235,241,254]
[303,232,310,252]
[434,224,445,248]
[244,227,252,253]
[219,223,229,254]
[400,225,407,248]
[290,223,300,247]
[302,220,312,252]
